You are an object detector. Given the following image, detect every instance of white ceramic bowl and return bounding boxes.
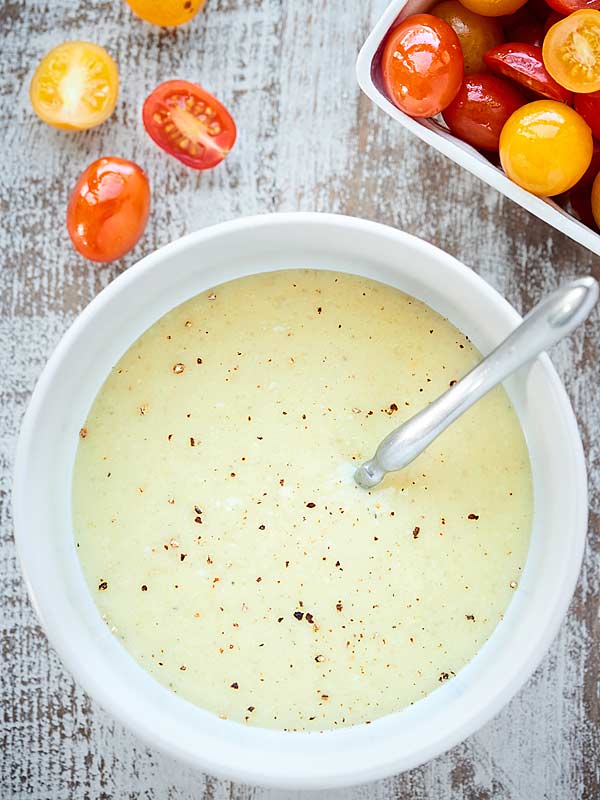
[14,213,587,790]
[356,0,600,256]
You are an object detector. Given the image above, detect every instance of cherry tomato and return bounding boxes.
[543,10,600,93]
[125,0,205,26]
[509,19,543,45]
[142,80,236,170]
[67,158,151,263]
[590,170,600,224]
[381,14,464,117]
[432,1,504,73]
[443,73,526,149]
[543,11,565,34]
[575,91,600,136]
[484,43,573,101]
[457,0,528,18]
[572,136,600,185]
[499,99,593,194]
[544,0,600,15]
[29,42,118,130]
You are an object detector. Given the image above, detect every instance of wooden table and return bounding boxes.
[2,1,599,797]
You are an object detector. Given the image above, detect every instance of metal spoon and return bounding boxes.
[354,276,599,490]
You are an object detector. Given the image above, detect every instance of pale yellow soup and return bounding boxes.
[73,269,532,731]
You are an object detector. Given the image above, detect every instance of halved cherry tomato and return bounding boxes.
[381,14,464,117]
[125,0,205,26]
[590,169,600,224]
[432,1,504,73]
[484,43,573,101]
[544,0,600,15]
[443,73,526,148]
[30,41,118,130]
[543,10,600,92]
[142,80,236,170]
[575,90,600,135]
[67,157,151,263]
[499,99,593,194]
[457,0,528,18]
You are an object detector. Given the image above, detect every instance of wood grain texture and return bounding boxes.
[1,1,599,798]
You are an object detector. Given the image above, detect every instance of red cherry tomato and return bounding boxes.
[509,19,543,44]
[484,43,573,101]
[543,11,565,33]
[381,14,464,117]
[575,91,600,137]
[544,0,600,15]
[67,157,151,263]
[442,73,526,149]
[143,80,236,170]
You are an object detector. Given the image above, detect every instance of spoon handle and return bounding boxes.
[355,276,599,489]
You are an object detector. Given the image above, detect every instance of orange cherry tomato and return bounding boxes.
[589,170,600,224]
[543,10,600,93]
[143,80,236,170]
[381,14,464,117]
[30,41,119,130]
[457,0,528,18]
[433,1,504,73]
[499,100,593,195]
[67,158,151,263]
[124,0,206,26]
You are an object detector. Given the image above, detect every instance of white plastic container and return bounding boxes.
[13,213,587,789]
[356,0,600,256]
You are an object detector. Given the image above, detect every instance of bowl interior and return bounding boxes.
[14,213,587,789]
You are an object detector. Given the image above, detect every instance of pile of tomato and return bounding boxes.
[380,0,600,230]
[28,1,236,263]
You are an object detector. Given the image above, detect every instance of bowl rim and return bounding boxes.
[355,0,600,257]
[13,212,588,789]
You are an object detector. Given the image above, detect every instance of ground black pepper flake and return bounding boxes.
[180,665,187,671]
[230,682,239,689]
[196,357,203,364]
[336,601,343,612]
[468,513,479,520]
[141,584,148,592]
[278,617,284,622]
[412,526,420,539]
[315,654,325,662]
[293,611,304,620]
[256,577,262,583]
[465,614,475,621]
[98,580,108,591]
[305,613,314,624]
[438,672,450,682]
[449,380,457,387]
[190,437,196,447]
[258,524,266,530]
[306,502,316,509]
[247,706,255,712]
[180,554,187,562]
[168,433,173,441]
[172,363,185,374]
[79,428,88,439]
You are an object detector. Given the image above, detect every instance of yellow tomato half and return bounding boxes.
[499,100,592,196]
[30,42,119,130]
[125,0,206,26]
[543,10,600,94]
[457,0,527,19]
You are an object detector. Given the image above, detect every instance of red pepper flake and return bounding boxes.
[230,682,239,689]
[141,584,148,592]
[305,613,314,624]
[306,502,316,509]
[98,580,108,591]
[293,611,304,621]
[180,554,187,562]
[390,402,398,412]
[465,614,475,621]
[468,513,479,520]
[172,363,185,374]
[412,527,420,539]
[79,428,88,439]
[190,437,196,447]
[336,601,343,612]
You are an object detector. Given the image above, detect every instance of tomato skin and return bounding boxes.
[575,91,600,136]
[590,170,600,225]
[381,14,464,117]
[543,10,600,93]
[443,73,526,149]
[143,80,236,170]
[499,99,593,195]
[457,0,528,18]
[67,158,151,263]
[125,0,205,26]
[484,43,573,101]
[544,0,600,15]
[432,1,504,73]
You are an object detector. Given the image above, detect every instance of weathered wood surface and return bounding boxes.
[1,0,599,797]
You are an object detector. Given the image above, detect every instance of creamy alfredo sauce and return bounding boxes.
[73,269,532,731]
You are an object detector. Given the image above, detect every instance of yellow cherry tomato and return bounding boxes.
[124,0,206,26]
[456,0,527,18]
[433,0,504,73]
[543,10,600,94]
[30,42,119,130]
[500,100,592,196]
[591,171,600,227]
